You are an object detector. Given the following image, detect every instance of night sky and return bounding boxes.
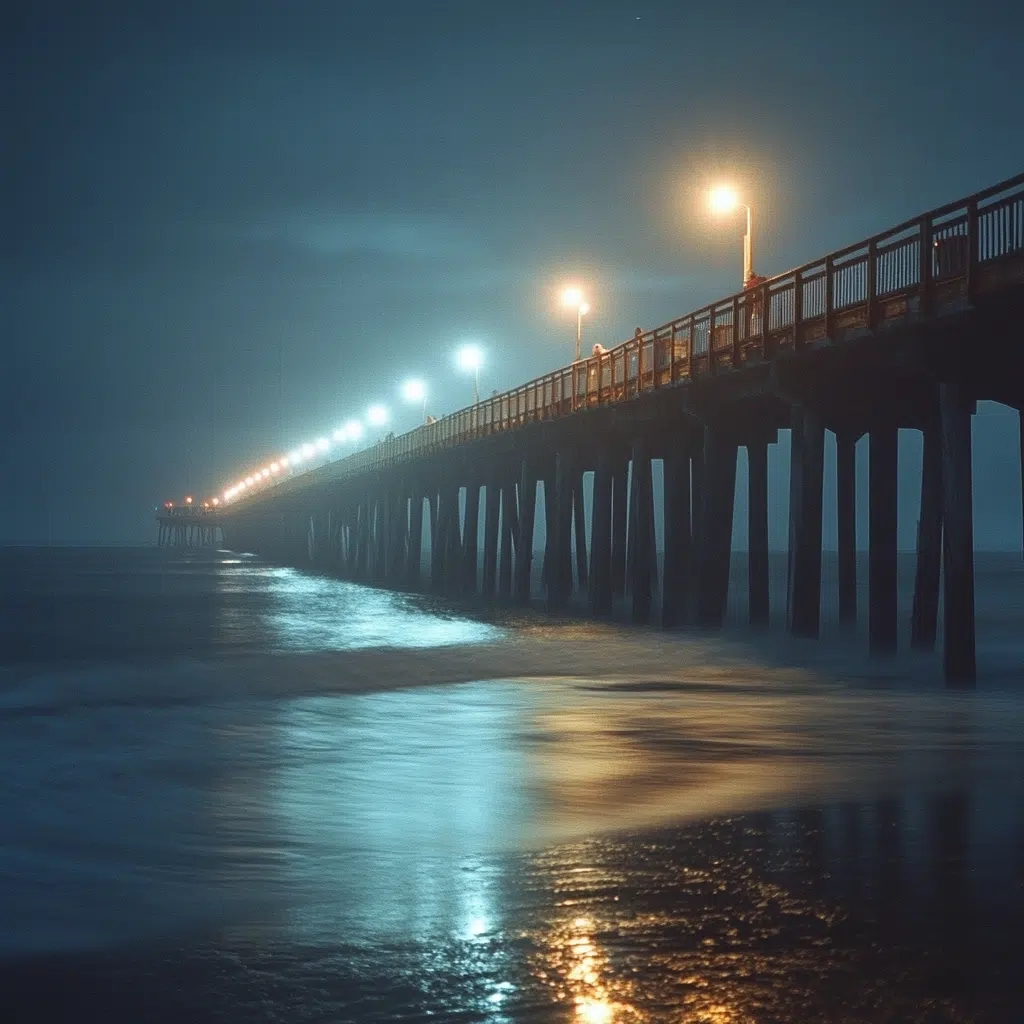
[4,0,1023,546]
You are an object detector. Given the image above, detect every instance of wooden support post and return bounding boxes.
[869,426,899,655]
[397,495,410,581]
[647,471,658,595]
[380,501,392,580]
[629,436,654,623]
[373,500,388,582]
[350,509,361,576]
[590,451,613,617]
[573,469,588,591]
[747,438,770,627]
[431,488,447,591]
[515,462,538,604]
[611,459,628,598]
[940,384,976,684]
[547,452,573,611]
[429,492,438,556]
[498,479,516,599]
[386,494,406,585]
[356,498,370,579]
[482,481,500,598]
[836,433,857,624]
[695,428,737,628]
[407,494,423,586]
[688,446,706,622]
[540,471,554,588]
[661,439,692,627]
[443,485,462,594]
[787,407,824,638]
[911,422,943,650]
[463,482,480,594]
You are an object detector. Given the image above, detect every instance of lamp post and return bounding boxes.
[709,186,754,287]
[561,287,590,361]
[456,344,483,404]
[401,378,428,423]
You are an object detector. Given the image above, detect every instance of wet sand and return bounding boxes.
[4,806,1022,1022]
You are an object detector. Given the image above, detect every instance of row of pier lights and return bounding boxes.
[208,184,754,509]
[216,344,485,506]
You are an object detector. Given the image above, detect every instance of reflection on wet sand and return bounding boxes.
[518,797,1021,1023]
[4,762,1024,1020]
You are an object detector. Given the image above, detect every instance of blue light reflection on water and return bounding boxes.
[216,563,502,653]
[266,683,530,944]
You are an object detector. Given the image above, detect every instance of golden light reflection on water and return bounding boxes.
[532,902,758,1023]
[536,913,625,1022]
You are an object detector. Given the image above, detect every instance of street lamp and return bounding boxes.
[709,185,754,287]
[366,404,390,427]
[456,344,483,404]
[401,378,428,423]
[561,287,590,362]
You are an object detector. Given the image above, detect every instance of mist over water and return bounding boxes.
[1,547,1023,1021]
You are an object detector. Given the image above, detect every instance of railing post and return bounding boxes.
[760,283,771,357]
[793,271,803,350]
[687,318,695,378]
[824,257,834,339]
[670,323,679,382]
[866,239,878,331]
[966,198,978,301]
[731,295,740,365]
[708,309,717,373]
[919,215,933,318]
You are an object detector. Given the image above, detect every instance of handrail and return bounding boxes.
[228,171,1024,502]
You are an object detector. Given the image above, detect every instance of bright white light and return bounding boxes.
[561,286,584,307]
[223,491,231,501]
[261,468,270,478]
[709,184,740,215]
[345,419,364,441]
[366,404,389,427]
[301,442,316,460]
[579,302,590,315]
[333,427,347,443]
[456,344,483,372]
[270,462,280,474]
[280,455,290,468]
[245,476,254,486]
[401,378,426,403]
[315,437,330,453]
[289,449,303,464]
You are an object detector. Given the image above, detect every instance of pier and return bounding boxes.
[201,174,1024,685]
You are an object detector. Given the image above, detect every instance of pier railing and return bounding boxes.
[245,171,1024,495]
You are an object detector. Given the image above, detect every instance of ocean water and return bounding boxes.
[1,546,1023,1022]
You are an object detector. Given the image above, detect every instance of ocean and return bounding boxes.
[1,546,1023,1022]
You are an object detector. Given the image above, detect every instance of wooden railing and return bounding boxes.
[243,171,1024,496]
